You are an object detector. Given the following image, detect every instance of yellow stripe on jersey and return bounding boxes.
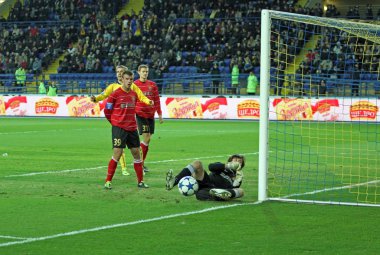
[95,83,121,103]
[131,83,152,105]
[94,82,149,105]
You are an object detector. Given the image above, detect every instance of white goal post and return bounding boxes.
[259,10,380,207]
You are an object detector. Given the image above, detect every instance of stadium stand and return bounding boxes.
[0,0,379,95]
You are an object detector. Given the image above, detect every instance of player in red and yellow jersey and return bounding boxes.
[103,70,153,189]
[134,65,163,172]
[91,65,146,176]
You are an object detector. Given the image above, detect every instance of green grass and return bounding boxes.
[0,118,379,254]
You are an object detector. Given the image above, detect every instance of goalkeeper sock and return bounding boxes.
[140,142,149,161]
[119,152,127,170]
[230,188,243,198]
[106,157,118,182]
[174,167,192,186]
[133,159,144,183]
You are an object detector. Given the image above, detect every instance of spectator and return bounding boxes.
[32,57,42,75]
[47,83,57,96]
[247,71,258,95]
[231,63,239,94]
[15,65,26,92]
[38,81,47,94]
[352,63,360,96]
[210,62,220,94]
[318,79,327,97]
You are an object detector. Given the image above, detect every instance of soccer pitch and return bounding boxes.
[0,118,379,254]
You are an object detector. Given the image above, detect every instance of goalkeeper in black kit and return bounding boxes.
[166,154,245,201]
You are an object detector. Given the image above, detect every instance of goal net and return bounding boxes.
[259,10,380,206]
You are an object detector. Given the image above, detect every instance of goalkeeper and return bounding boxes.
[91,65,138,176]
[165,154,245,201]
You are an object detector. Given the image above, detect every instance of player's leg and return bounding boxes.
[105,126,127,189]
[119,150,130,176]
[195,188,213,200]
[127,131,148,188]
[209,188,244,201]
[140,132,151,172]
[166,160,207,190]
[136,115,151,172]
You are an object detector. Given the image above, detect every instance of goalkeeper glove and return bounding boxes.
[226,162,241,172]
[224,162,241,176]
[233,170,244,188]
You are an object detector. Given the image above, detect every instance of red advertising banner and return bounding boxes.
[0,95,379,122]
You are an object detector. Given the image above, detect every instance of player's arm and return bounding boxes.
[91,84,115,103]
[208,162,235,176]
[131,83,153,106]
[104,93,116,123]
[209,161,240,177]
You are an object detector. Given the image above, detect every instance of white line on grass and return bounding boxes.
[0,201,261,248]
[283,179,380,199]
[4,152,259,178]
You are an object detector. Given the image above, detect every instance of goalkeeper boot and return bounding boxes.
[104,181,112,190]
[166,169,175,190]
[122,168,130,176]
[209,188,232,200]
[138,181,149,188]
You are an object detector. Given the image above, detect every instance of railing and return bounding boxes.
[0,73,379,97]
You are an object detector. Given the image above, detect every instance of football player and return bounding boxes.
[165,154,245,201]
[134,65,163,173]
[91,65,134,176]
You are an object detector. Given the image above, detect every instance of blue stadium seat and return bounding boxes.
[326,80,336,93]
[182,66,190,73]
[254,66,260,75]
[175,66,183,73]
[374,81,380,93]
[59,81,67,91]
[369,74,378,80]
[203,80,212,90]
[100,81,107,90]
[190,66,198,73]
[169,66,175,73]
[79,81,87,90]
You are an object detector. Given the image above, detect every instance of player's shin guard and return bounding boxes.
[140,142,149,161]
[133,159,144,183]
[106,157,118,182]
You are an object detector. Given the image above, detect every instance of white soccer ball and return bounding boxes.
[178,176,199,196]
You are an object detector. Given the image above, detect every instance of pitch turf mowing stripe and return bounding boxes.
[0,202,260,248]
[0,235,29,240]
[4,152,259,178]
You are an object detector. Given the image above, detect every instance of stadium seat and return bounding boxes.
[175,66,183,73]
[374,81,380,94]
[254,66,260,75]
[79,81,88,93]
[203,80,212,91]
[370,74,378,80]
[169,66,176,73]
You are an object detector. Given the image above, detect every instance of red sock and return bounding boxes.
[140,142,149,161]
[134,159,143,183]
[106,158,118,182]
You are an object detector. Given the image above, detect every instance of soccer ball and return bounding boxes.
[178,176,199,196]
